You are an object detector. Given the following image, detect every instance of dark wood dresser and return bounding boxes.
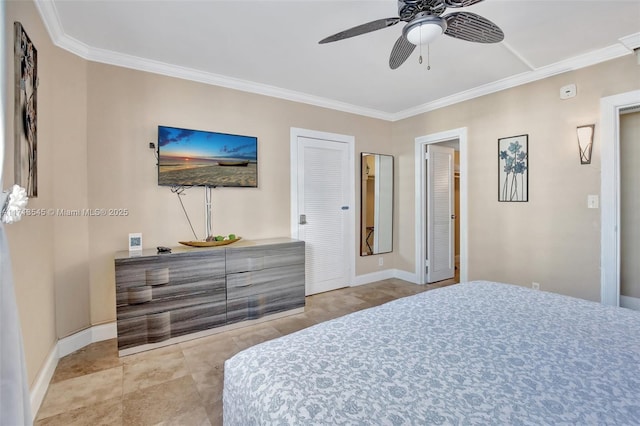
[114,238,305,355]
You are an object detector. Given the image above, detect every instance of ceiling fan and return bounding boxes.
[319,0,504,70]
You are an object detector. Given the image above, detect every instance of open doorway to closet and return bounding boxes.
[415,128,468,285]
[601,90,640,307]
[620,109,640,310]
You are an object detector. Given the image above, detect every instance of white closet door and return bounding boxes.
[297,137,350,295]
[427,145,455,283]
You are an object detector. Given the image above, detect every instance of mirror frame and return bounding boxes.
[360,152,394,256]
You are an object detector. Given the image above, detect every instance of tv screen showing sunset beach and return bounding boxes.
[158,126,257,187]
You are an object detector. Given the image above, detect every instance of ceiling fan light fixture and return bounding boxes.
[403,16,447,45]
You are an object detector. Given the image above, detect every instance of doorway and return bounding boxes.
[600,90,640,307]
[415,128,468,285]
[620,110,640,310]
[290,128,355,295]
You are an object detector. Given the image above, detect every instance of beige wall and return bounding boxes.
[50,47,90,339]
[621,111,640,299]
[3,0,90,386]
[4,0,55,388]
[85,63,393,325]
[393,55,640,301]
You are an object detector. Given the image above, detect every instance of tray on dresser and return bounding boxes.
[179,237,241,247]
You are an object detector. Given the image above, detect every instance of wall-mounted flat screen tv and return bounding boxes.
[158,125,257,188]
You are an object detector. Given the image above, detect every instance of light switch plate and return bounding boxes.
[588,195,599,209]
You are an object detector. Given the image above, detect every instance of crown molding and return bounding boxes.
[390,41,634,121]
[86,47,392,121]
[35,0,91,57]
[620,33,640,51]
[34,1,638,123]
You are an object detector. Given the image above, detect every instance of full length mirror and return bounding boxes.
[361,153,393,256]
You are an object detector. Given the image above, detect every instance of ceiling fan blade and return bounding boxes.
[444,12,504,43]
[444,0,485,7]
[319,17,400,44]
[389,35,416,70]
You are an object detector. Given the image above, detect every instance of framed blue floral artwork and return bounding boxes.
[498,134,528,202]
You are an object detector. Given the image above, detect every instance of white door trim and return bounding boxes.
[290,127,356,286]
[601,90,640,306]
[415,128,468,285]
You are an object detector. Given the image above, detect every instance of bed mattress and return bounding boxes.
[223,281,640,424]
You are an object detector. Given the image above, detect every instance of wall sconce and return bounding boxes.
[577,124,595,164]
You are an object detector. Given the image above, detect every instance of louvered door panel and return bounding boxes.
[298,137,350,295]
[427,145,455,283]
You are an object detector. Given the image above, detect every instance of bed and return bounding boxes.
[223,281,640,424]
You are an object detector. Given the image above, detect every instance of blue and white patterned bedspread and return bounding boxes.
[223,281,640,425]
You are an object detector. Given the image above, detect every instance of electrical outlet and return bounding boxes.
[532,282,540,290]
[378,257,384,267]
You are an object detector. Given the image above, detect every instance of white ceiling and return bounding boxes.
[36,0,640,121]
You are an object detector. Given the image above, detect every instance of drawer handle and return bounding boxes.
[146,268,169,286]
[127,286,152,304]
[235,282,252,288]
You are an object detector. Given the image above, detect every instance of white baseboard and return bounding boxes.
[56,327,92,359]
[621,295,640,311]
[30,344,58,420]
[57,322,117,358]
[352,269,396,286]
[393,269,420,284]
[31,322,117,421]
[91,322,117,343]
[353,269,420,287]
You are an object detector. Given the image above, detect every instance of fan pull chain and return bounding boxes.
[418,26,423,65]
[418,41,431,70]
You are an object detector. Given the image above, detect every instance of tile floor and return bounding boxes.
[35,278,457,426]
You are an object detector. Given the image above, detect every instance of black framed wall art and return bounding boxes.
[14,22,38,197]
[498,134,528,202]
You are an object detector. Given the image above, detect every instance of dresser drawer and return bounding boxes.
[115,250,226,290]
[116,281,226,320]
[225,241,304,274]
[227,288,305,324]
[117,300,227,350]
[170,301,227,337]
[117,316,149,350]
[116,279,226,308]
[226,263,305,323]
[226,263,304,299]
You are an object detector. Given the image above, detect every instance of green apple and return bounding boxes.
[228,233,236,240]
[215,235,224,241]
